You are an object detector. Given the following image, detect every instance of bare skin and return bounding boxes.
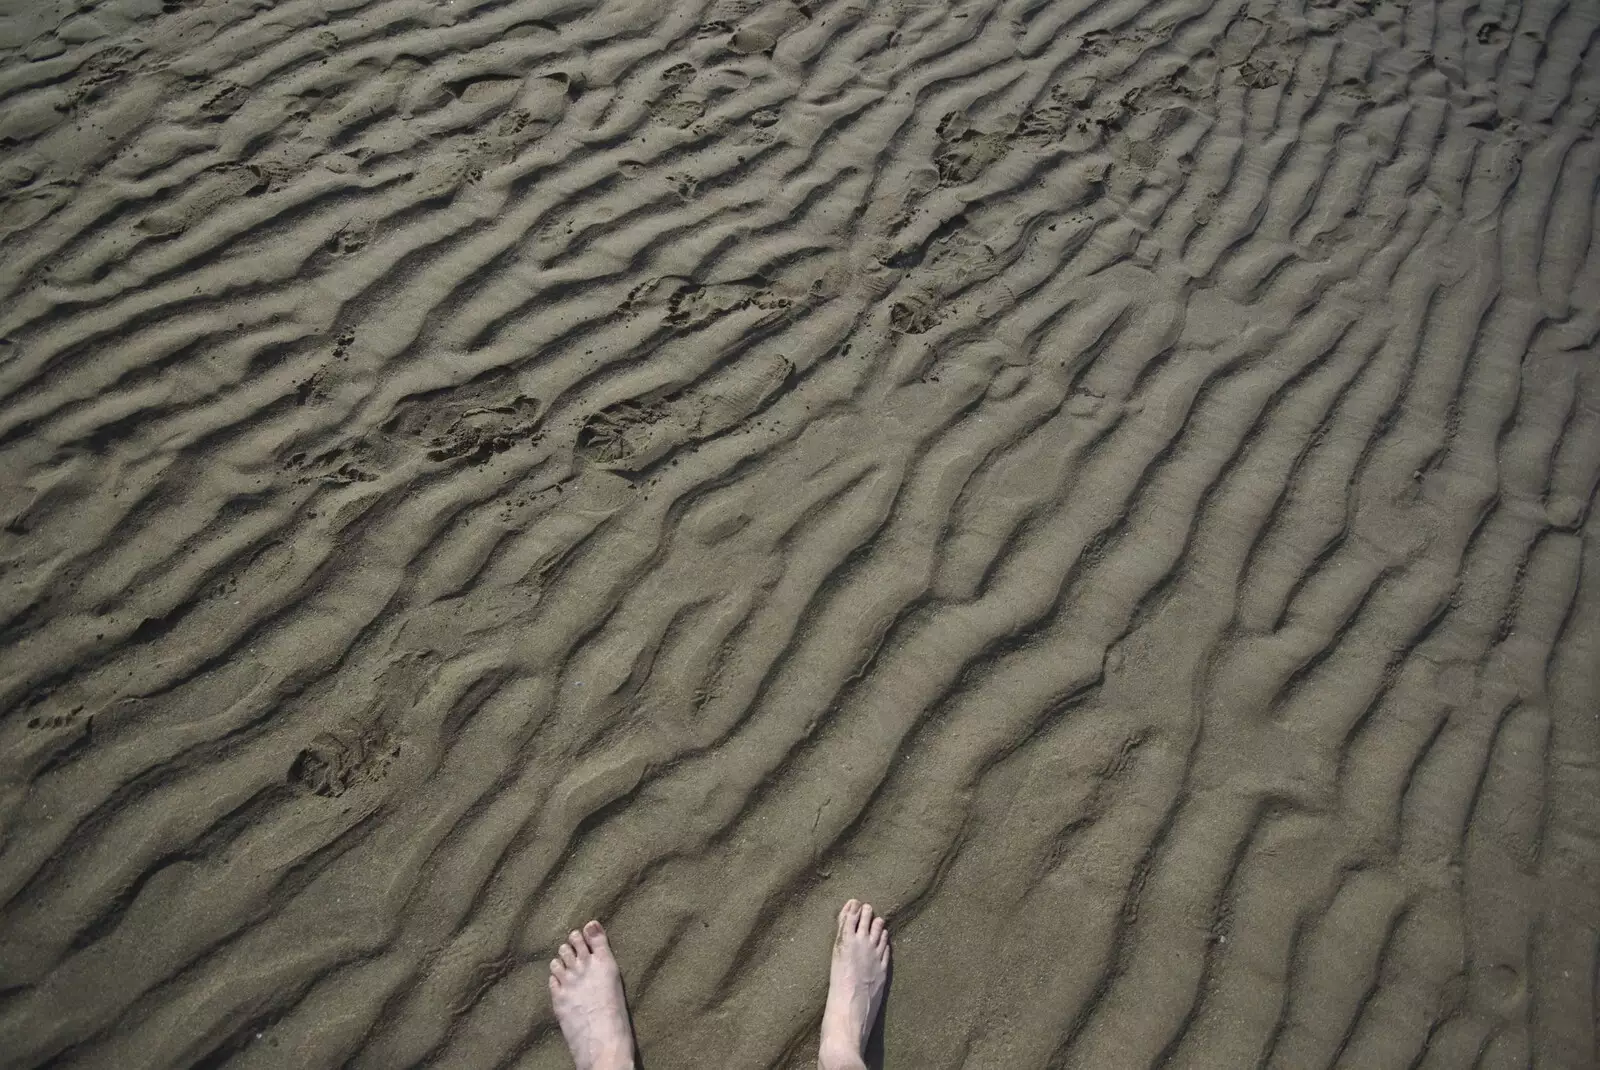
[548,921,635,1070]
[548,904,887,1070]
[819,899,891,1070]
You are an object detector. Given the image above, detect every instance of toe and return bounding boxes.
[870,916,886,942]
[857,903,874,934]
[583,920,608,953]
[839,899,860,933]
[558,943,578,968]
[548,973,559,996]
[550,958,567,983]
[569,929,590,959]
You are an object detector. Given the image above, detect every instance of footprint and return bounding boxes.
[373,372,545,469]
[667,280,768,325]
[495,73,576,139]
[26,706,85,731]
[691,352,793,436]
[288,725,399,798]
[653,97,705,128]
[135,163,268,239]
[1217,16,1268,64]
[67,47,137,108]
[578,401,669,465]
[321,217,373,259]
[934,111,1012,185]
[1234,58,1286,89]
[424,396,542,464]
[1125,139,1159,168]
[283,447,379,485]
[729,27,776,54]
[666,172,698,200]
[622,276,792,329]
[577,352,793,470]
[890,297,942,334]
[192,78,248,121]
[1015,102,1073,146]
[446,75,522,106]
[0,184,71,234]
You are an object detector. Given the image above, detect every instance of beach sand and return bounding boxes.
[0,0,1597,1066]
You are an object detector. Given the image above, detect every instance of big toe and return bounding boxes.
[583,920,609,953]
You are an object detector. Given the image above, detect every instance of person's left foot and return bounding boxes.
[549,921,636,1070]
[819,899,890,1070]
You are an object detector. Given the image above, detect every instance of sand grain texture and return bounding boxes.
[0,0,1597,1066]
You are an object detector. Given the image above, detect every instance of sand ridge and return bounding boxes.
[0,0,1596,1066]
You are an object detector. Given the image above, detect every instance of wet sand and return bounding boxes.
[0,0,1597,1066]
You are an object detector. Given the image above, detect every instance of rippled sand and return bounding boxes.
[1,0,1597,1066]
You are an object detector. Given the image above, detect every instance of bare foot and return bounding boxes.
[548,921,635,1070]
[819,899,890,1070]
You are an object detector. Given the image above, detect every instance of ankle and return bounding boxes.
[818,1039,867,1070]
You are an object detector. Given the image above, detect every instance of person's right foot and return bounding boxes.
[819,899,890,1070]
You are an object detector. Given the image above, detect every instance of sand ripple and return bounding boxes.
[0,0,1596,1065]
